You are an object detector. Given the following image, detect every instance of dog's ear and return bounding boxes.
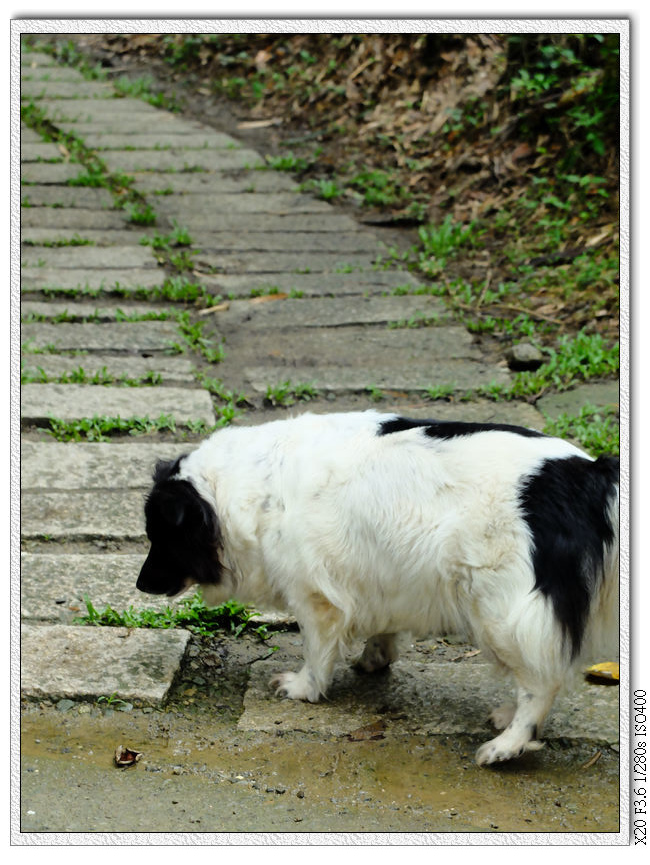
[152,455,187,485]
[159,489,187,528]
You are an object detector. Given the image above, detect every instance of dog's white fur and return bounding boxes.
[157,410,619,765]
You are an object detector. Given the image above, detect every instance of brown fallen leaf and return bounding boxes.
[250,293,288,304]
[347,720,386,742]
[114,745,142,768]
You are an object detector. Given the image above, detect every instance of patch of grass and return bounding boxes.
[425,383,456,401]
[44,413,213,442]
[264,151,311,172]
[365,385,384,402]
[411,216,479,274]
[23,235,95,248]
[124,201,157,226]
[76,593,278,642]
[264,380,319,407]
[348,167,409,208]
[21,365,162,387]
[301,178,344,201]
[542,404,619,456]
[176,311,225,363]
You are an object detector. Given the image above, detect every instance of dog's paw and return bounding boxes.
[489,703,516,731]
[270,670,320,703]
[355,634,398,673]
[476,735,545,767]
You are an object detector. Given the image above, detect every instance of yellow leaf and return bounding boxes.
[585,661,619,682]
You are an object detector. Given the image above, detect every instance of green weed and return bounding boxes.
[77,593,278,641]
[265,380,319,407]
[542,404,619,456]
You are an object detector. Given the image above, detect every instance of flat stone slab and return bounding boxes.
[199,250,382,274]
[21,320,181,351]
[21,79,114,99]
[240,660,619,746]
[67,131,242,150]
[21,301,178,321]
[21,142,67,162]
[21,441,189,490]
[201,270,425,298]
[20,383,215,426]
[21,268,165,293]
[20,186,115,208]
[21,66,87,83]
[21,208,133,230]
[21,162,89,185]
[22,228,153,247]
[215,295,447,330]
[245,361,510,395]
[193,231,382,254]
[537,381,620,419]
[21,624,191,707]
[100,148,265,174]
[21,489,148,541]
[20,245,155,270]
[20,553,184,624]
[217,325,511,394]
[33,97,162,121]
[155,192,334,217]
[132,170,298,195]
[20,352,196,384]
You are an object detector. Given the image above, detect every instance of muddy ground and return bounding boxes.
[20,631,620,837]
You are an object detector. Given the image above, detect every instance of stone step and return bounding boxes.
[21,267,165,293]
[20,245,156,270]
[198,250,382,274]
[217,324,510,395]
[21,79,115,99]
[240,659,619,746]
[80,131,242,150]
[21,441,188,490]
[21,624,190,707]
[20,383,216,426]
[199,270,425,298]
[154,192,334,216]
[100,148,265,174]
[20,553,166,623]
[20,186,115,208]
[21,319,181,352]
[214,295,447,330]
[31,96,163,121]
[21,489,149,541]
[21,142,67,162]
[22,228,158,246]
[20,352,196,384]
[131,170,299,195]
[192,231,382,254]
[21,301,178,321]
[21,208,133,230]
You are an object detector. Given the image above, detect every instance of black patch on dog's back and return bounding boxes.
[519,454,619,658]
[377,416,545,439]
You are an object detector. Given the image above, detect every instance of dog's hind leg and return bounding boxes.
[355,633,399,673]
[270,591,344,703]
[476,683,558,766]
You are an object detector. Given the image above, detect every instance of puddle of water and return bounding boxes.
[20,707,620,836]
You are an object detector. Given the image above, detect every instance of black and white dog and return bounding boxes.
[137,411,619,766]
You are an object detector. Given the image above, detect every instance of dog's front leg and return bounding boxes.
[476,684,557,766]
[270,592,343,703]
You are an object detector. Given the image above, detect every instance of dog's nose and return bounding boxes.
[136,554,167,595]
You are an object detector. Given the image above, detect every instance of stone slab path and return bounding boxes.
[18,46,618,748]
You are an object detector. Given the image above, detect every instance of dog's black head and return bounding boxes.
[137,456,223,597]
